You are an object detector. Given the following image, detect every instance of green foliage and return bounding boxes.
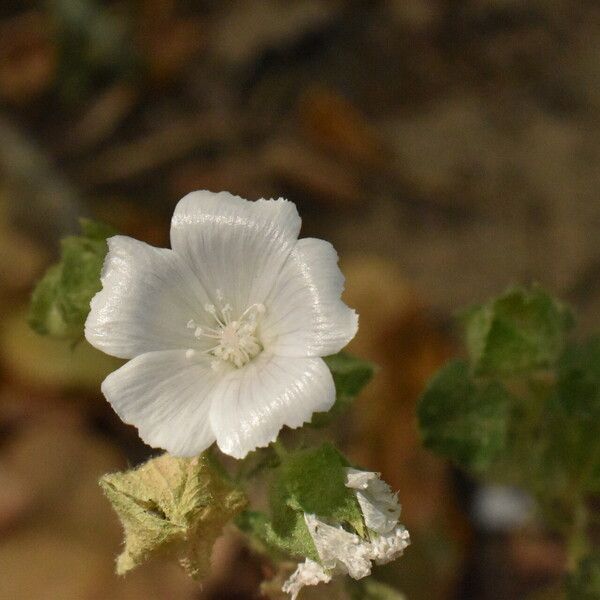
[418,360,511,473]
[419,285,600,593]
[312,352,375,426]
[462,286,573,376]
[567,553,600,600]
[237,508,320,562]
[47,0,139,103]
[272,444,363,534]
[557,336,600,420]
[238,444,365,563]
[29,219,115,341]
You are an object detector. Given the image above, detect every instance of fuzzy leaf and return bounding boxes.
[100,453,247,578]
[272,444,364,536]
[237,509,319,562]
[462,286,573,376]
[567,553,600,599]
[312,353,375,426]
[242,444,365,562]
[418,360,512,472]
[29,218,116,341]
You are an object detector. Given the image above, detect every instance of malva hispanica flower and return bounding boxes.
[85,191,358,458]
[282,468,410,599]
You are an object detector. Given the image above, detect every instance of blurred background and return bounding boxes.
[0,0,599,598]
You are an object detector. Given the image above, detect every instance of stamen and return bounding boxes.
[188,294,265,368]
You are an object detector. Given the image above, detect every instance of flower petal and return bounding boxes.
[261,238,358,357]
[345,468,401,534]
[209,354,334,458]
[304,514,372,580]
[170,191,301,314]
[85,236,212,359]
[101,350,219,456]
[282,559,331,600]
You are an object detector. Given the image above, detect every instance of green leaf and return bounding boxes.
[236,509,319,562]
[418,360,512,472]
[567,552,600,599]
[29,218,116,341]
[558,336,600,419]
[245,444,365,562]
[100,453,247,578]
[462,286,573,376]
[272,444,364,535]
[312,352,376,426]
[548,337,600,492]
[28,264,72,338]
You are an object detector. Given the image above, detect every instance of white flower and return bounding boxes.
[282,469,410,598]
[85,191,358,459]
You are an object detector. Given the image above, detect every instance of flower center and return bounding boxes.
[186,290,265,369]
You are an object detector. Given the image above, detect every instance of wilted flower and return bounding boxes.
[283,468,409,599]
[85,191,358,458]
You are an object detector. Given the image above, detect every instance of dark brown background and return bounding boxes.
[0,1,598,598]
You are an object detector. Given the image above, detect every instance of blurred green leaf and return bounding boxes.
[558,336,600,419]
[462,286,573,376]
[567,552,600,599]
[549,337,600,492]
[29,218,116,341]
[47,0,139,103]
[418,360,512,473]
[312,352,375,426]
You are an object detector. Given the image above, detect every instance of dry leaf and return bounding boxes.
[100,453,247,578]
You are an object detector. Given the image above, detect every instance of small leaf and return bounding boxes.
[100,453,247,578]
[312,352,375,426]
[29,218,116,341]
[244,444,365,562]
[28,264,73,338]
[567,552,600,599]
[272,444,364,536]
[418,360,512,472]
[462,286,573,376]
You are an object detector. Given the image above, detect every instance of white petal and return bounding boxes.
[261,238,358,358]
[101,350,219,456]
[170,191,301,314]
[345,467,378,490]
[85,236,212,359]
[367,526,410,565]
[209,354,334,459]
[304,514,372,580]
[345,468,401,534]
[282,559,331,600]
